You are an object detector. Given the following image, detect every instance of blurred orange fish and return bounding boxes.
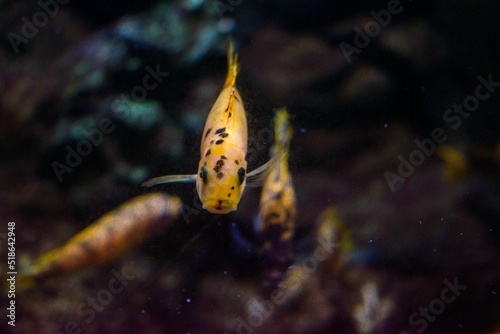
[18,193,181,290]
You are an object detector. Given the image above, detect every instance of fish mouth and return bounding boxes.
[203,199,236,214]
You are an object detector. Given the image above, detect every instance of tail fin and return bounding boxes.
[224,38,239,88]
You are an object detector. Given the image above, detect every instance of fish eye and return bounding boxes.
[237,167,246,184]
[200,165,209,183]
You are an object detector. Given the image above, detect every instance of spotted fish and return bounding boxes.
[143,40,277,214]
[254,108,296,288]
[17,193,181,291]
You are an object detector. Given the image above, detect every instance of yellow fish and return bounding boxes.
[275,206,353,302]
[436,145,470,181]
[314,206,354,273]
[254,108,296,287]
[17,193,181,290]
[143,40,276,214]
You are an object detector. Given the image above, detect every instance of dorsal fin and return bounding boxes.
[224,38,239,88]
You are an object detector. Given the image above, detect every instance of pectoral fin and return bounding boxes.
[142,174,197,187]
[246,150,286,187]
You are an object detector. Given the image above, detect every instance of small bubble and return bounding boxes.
[369,239,373,243]
[384,123,388,129]
[419,220,422,224]
[186,298,191,303]
[300,128,307,133]
[141,309,146,314]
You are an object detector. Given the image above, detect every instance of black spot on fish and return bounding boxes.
[80,241,91,252]
[228,193,231,198]
[228,112,232,118]
[205,128,212,139]
[214,159,224,173]
[234,160,239,165]
[216,139,224,145]
[219,133,229,138]
[79,241,97,258]
[217,172,224,179]
[231,186,235,190]
[234,95,241,103]
[215,127,226,134]
[205,149,211,157]
[272,191,283,200]
[221,155,227,159]
[237,167,246,185]
[210,140,214,144]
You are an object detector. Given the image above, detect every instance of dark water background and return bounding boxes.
[0,0,499,333]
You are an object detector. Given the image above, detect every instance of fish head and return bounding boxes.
[196,157,247,214]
